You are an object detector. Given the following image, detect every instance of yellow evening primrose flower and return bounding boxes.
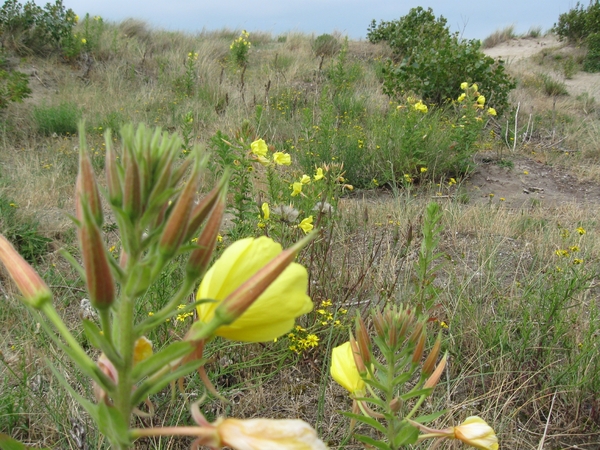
[300,174,311,185]
[298,216,314,234]
[273,151,291,166]
[420,167,428,173]
[471,83,478,92]
[133,336,153,365]
[81,38,87,44]
[261,202,270,220]
[457,93,466,102]
[477,95,485,105]
[487,107,497,116]
[330,341,365,397]
[414,101,428,113]
[460,82,469,90]
[250,139,268,157]
[314,167,324,181]
[453,416,499,450]
[197,237,313,342]
[291,182,302,197]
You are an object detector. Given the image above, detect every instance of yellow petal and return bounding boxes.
[330,342,365,396]
[251,139,268,157]
[454,416,499,450]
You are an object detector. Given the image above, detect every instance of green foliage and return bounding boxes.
[0,0,76,56]
[0,196,51,262]
[312,33,340,58]
[584,32,600,72]
[554,1,600,43]
[32,102,80,135]
[368,7,515,113]
[62,13,105,59]
[0,66,30,109]
[173,51,198,98]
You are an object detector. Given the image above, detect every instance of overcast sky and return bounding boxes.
[61,0,579,41]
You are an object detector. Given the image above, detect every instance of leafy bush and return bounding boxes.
[368,7,515,113]
[0,196,50,262]
[312,33,340,58]
[32,102,80,135]
[0,66,30,108]
[0,0,76,56]
[584,32,600,72]
[554,1,600,43]
[229,30,251,68]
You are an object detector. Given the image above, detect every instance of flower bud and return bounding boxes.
[79,206,116,310]
[104,130,123,208]
[123,145,142,221]
[355,314,372,367]
[424,352,447,389]
[0,234,52,309]
[422,333,442,377]
[76,127,103,226]
[412,330,426,365]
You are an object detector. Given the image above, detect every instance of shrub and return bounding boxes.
[312,33,340,58]
[0,0,76,56]
[368,7,515,113]
[32,102,80,135]
[0,66,31,109]
[554,1,600,43]
[584,32,600,72]
[229,30,251,68]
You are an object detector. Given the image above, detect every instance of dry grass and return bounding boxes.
[482,25,517,49]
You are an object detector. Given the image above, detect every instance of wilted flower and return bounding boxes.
[330,341,366,397]
[251,139,268,157]
[272,204,300,223]
[196,237,313,342]
[273,152,291,166]
[313,201,334,214]
[298,216,314,234]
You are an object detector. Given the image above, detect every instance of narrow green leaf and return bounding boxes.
[341,412,386,433]
[392,422,419,446]
[400,386,432,401]
[0,434,49,450]
[97,403,130,446]
[413,409,447,423]
[81,319,121,365]
[353,434,391,450]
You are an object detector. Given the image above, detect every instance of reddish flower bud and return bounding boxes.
[104,130,123,207]
[79,206,116,310]
[76,131,103,226]
[412,330,426,365]
[422,333,442,377]
[0,234,52,309]
[424,352,447,389]
[123,147,142,221]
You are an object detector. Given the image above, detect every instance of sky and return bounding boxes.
[61,0,580,41]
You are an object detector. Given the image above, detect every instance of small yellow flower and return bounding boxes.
[573,258,583,265]
[457,93,466,102]
[577,227,586,235]
[81,38,87,44]
[500,197,505,201]
[261,202,270,220]
[250,139,268,157]
[555,249,569,257]
[420,167,427,173]
[330,341,365,396]
[298,216,314,234]
[477,95,485,105]
[273,151,291,165]
[217,234,223,243]
[133,336,153,365]
[291,182,302,197]
[487,107,497,116]
[74,14,79,23]
[460,82,469,90]
[313,167,324,181]
[414,101,428,113]
[523,170,529,175]
[570,245,580,252]
[300,174,311,185]
[471,83,478,92]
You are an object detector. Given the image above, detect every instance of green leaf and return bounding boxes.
[81,319,121,365]
[0,434,49,450]
[97,403,131,447]
[131,341,193,382]
[353,434,391,450]
[413,409,447,423]
[400,386,432,401]
[392,423,419,446]
[341,412,386,433]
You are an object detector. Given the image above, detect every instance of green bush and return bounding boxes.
[368,7,515,113]
[554,1,600,43]
[0,0,76,56]
[584,32,600,72]
[0,196,50,262]
[32,102,80,135]
[312,33,340,58]
[0,66,31,108]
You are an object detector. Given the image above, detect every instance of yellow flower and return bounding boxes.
[291,182,302,197]
[414,101,428,113]
[330,341,365,396]
[261,202,270,220]
[196,237,313,342]
[314,167,324,181]
[487,107,497,116]
[453,417,499,450]
[74,14,79,23]
[133,337,153,365]
[81,38,87,44]
[298,216,314,234]
[460,82,469,90]
[273,152,291,165]
[420,167,427,173]
[457,93,466,102]
[300,174,311,185]
[471,83,478,92]
[250,139,268,157]
[477,95,485,105]
[577,227,586,235]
